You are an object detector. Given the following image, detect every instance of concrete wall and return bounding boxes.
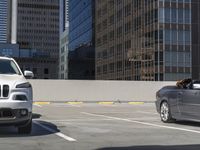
[29,80,176,102]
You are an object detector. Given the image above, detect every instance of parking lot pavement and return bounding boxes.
[1,103,200,150]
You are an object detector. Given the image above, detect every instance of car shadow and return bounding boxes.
[175,120,200,127]
[0,113,60,137]
[32,113,42,119]
[96,145,200,150]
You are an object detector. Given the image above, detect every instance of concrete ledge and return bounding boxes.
[29,80,176,102]
[33,101,152,105]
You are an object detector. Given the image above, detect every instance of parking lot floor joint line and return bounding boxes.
[33,120,77,142]
[33,104,42,107]
[81,112,200,135]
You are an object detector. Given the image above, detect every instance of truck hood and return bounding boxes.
[0,74,27,88]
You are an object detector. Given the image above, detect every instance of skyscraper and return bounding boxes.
[192,1,200,80]
[7,0,60,79]
[95,0,193,81]
[0,0,9,43]
[68,0,95,80]
[59,0,69,79]
[0,0,60,79]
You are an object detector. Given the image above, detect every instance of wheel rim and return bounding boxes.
[160,102,169,121]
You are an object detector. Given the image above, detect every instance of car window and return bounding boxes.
[0,59,21,75]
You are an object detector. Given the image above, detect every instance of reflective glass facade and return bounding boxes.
[0,0,8,43]
[68,0,95,80]
[192,0,200,80]
[159,0,192,81]
[95,0,193,81]
[68,0,93,51]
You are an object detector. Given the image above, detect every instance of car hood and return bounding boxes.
[0,74,27,88]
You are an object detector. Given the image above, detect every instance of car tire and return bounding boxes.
[160,101,175,123]
[18,119,32,134]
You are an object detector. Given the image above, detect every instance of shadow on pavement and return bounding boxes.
[32,113,42,119]
[175,120,200,127]
[96,145,200,150]
[0,113,60,137]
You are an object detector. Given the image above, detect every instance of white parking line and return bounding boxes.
[68,104,81,107]
[33,121,76,142]
[43,118,116,122]
[81,112,200,134]
[137,111,158,115]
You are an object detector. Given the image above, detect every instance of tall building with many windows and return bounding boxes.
[59,0,69,79]
[0,0,60,79]
[0,0,9,43]
[192,1,200,80]
[0,0,8,43]
[95,0,194,81]
[68,0,95,80]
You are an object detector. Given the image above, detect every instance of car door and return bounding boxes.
[178,83,200,119]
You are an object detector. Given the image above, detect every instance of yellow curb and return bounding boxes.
[98,102,114,105]
[66,102,83,105]
[33,102,50,105]
[128,102,144,105]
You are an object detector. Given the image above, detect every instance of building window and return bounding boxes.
[44,68,49,74]
[33,68,37,74]
[109,15,114,25]
[97,66,101,74]
[109,47,114,57]
[109,31,114,40]
[117,61,122,72]
[103,65,107,74]
[102,50,107,59]
[109,63,114,73]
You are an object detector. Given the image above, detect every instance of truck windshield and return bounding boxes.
[0,59,21,75]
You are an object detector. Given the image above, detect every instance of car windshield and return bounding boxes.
[0,59,21,75]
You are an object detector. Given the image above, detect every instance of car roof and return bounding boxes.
[0,56,14,61]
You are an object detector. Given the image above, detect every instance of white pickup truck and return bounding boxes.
[0,56,33,134]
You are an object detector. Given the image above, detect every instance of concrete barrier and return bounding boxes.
[29,80,176,102]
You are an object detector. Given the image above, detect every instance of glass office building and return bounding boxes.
[192,0,200,80]
[68,0,95,79]
[59,0,69,79]
[95,0,193,81]
[69,0,94,51]
[0,0,8,43]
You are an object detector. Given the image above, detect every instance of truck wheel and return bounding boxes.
[18,119,32,134]
[160,101,174,123]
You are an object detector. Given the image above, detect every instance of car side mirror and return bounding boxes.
[24,70,34,79]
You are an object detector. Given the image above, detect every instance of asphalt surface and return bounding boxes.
[1,103,200,150]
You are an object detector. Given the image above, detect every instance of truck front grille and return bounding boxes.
[0,85,9,98]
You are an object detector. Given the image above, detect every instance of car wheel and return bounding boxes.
[18,119,32,134]
[160,101,174,123]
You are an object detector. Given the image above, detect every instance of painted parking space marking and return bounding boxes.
[98,102,114,105]
[128,102,144,105]
[33,102,50,105]
[66,102,83,105]
[81,112,200,135]
[34,121,76,142]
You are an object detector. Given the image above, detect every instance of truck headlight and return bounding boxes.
[16,82,32,88]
